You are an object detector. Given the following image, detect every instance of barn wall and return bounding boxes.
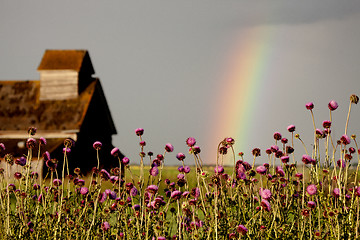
[39,70,78,100]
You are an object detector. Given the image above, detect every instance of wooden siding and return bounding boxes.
[39,70,79,100]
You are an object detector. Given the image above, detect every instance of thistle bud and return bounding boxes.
[350,94,359,104]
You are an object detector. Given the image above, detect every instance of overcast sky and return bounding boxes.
[1,1,360,166]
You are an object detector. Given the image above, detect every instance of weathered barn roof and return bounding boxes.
[0,79,116,133]
[37,49,95,74]
[0,80,91,131]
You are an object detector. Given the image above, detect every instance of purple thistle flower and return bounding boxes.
[122,157,130,165]
[236,224,248,235]
[125,182,133,190]
[214,165,224,174]
[315,129,323,136]
[252,148,261,157]
[191,145,201,154]
[189,199,197,206]
[157,154,164,160]
[15,157,26,166]
[7,184,16,192]
[306,184,317,195]
[333,188,340,198]
[53,179,62,187]
[276,166,285,177]
[146,185,158,195]
[93,141,102,150]
[150,166,159,176]
[38,194,43,203]
[26,138,36,149]
[133,204,140,211]
[176,152,186,161]
[307,201,316,209]
[99,192,107,203]
[135,128,144,136]
[260,199,271,211]
[337,159,346,168]
[295,173,303,180]
[39,137,47,145]
[76,179,86,186]
[177,173,185,180]
[111,147,120,157]
[183,166,191,173]
[43,151,50,161]
[110,176,119,184]
[107,190,117,200]
[101,221,110,231]
[27,127,37,135]
[226,137,235,146]
[151,159,160,167]
[165,143,174,152]
[63,148,71,154]
[259,188,272,200]
[286,146,294,154]
[328,100,338,111]
[14,172,22,180]
[130,187,138,197]
[346,194,351,200]
[46,160,57,171]
[323,120,332,129]
[270,145,279,152]
[349,147,356,154]
[305,102,314,110]
[341,135,351,145]
[237,171,247,180]
[302,155,312,164]
[171,190,182,200]
[275,150,283,158]
[186,137,196,147]
[182,191,190,198]
[191,187,200,198]
[157,237,166,240]
[100,169,110,180]
[287,125,296,132]
[273,132,282,141]
[219,146,228,155]
[80,187,89,195]
[256,165,267,175]
[355,187,360,197]
[280,156,289,164]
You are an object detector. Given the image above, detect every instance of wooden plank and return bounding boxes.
[39,70,79,100]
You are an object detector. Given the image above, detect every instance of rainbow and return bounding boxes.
[206,27,275,165]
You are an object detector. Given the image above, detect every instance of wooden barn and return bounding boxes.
[0,49,124,176]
